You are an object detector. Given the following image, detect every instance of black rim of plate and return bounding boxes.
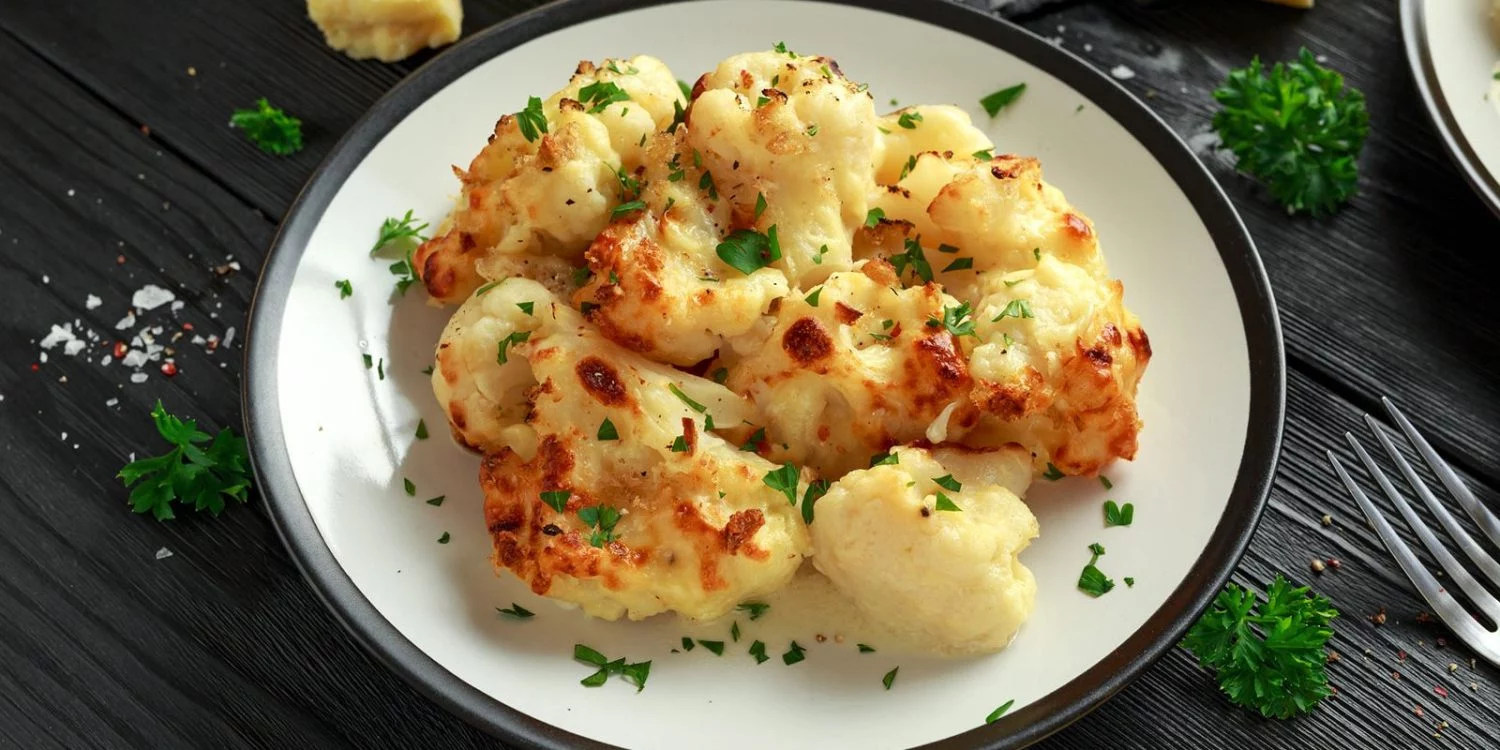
[1399,0,1500,221]
[242,1,1286,748]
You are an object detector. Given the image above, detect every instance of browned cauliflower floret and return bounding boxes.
[415,56,685,303]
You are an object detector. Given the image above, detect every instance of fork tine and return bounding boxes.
[1365,413,1500,589]
[1329,452,1497,655]
[1345,433,1500,623]
[1382,396,1500,549]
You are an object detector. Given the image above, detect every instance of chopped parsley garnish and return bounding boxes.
[804,287,822,306]
[930,302,976,338]
[937,243,960,254]
[580,302,600,316]
[698,640,725,656]
[575,644,652,692]
[731,621,741,642]
[992,299,1034,321]
[668,383,707,412]
[437,532,451,544]
[754,192,768,220]
[497,603,534,619]
[711,367,730,384]
[973,148,994,160]
[1104,500,1135,527]
[899,154,918,181]
[573,267,594,287]
[540,490,570,513]
[897,110,923,129]
[773,41,796,57]
[740,427,767,452]
[1182,574,1338,718]
[801,479,830,524]
[362,354,373,369]
[1041,462,1064,481]
[716,228,781,274]
[616,167,642,198]
[864,207,885,227]
[806,123,820,136]
[883,667,899,690]
[857,644,876,653]
[869,452,899,467]
[1078,543,1115,597]
[820,64,833,80]
[934,474,962,492]
[671,434,690,453]
[749,640,769,664]
[475,280,501,296]
[578,505,621,547]
[699,170,718,199]
[578,81,632,113]
[942,257,974,272]
[426,496,445,506]
[415,419,429,440]
[516,96,548,142]
[334,279,352,298]
[681,637,695,651]
[763,464,800,505]
[495,330,532,364]
[515,301,535,316]
[388,255,418,296]
[980,83,1027,117]
[376,358,385,380]
[1033,247,1041,261]
[403,477,415,496]
[782,641,807,665]
[598,418,619,441]
[611,199,647,218]
[933,492,962,512]
[890,237,934,284]
[421,364,435,375]
[756,95,771,108]
[229,98,303,155]
[1100,475,1114,490]
[813,244,829,264]
[986,700,1015,723]
[678,79,692,99]
[371,210,429,255]
[737,602,771,620]
[116,400,251,521]
[1125,577,1136,587]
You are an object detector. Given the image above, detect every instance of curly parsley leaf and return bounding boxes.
[979,83,1027,117]
[117,401,250,521]
[230,98,303,155]
[1182,575,1337,719]
[1212,48,1369,215]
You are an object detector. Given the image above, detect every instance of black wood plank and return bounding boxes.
[1012,1,1500,488]
[0,31,491,750]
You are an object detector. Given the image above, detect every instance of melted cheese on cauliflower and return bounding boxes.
[307,0,461,63]
[811,447,1038,655]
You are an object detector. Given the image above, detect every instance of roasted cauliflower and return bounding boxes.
[307,0,461,63]
[419,48,1151,654]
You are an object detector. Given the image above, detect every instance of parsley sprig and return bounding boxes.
[1212,48,1369,215]
[230,98,303,155]
[575,644,651,691]
[1182,575,1338,719]
[117,401,251,521]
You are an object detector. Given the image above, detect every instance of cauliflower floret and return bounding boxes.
[811,446,1038,655]
[874,105,994,185]
[307,0,461,63]
[966,254,1150,476]
[431,278,580,455]
[722,262,973,478]
[415,56,686,303]
[576,130,789,365]
[686,50,878,286]
[480,324,809,621]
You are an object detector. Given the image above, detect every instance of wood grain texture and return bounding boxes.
[0,0,1497,749]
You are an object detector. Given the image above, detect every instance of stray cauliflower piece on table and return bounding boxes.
[479,321,809,621]
[966,254,1150,476]
[811,447,1039,655]
[575,129,790,366]
[722,262,974,478]
[415,56,686,303]
[307,0,461,63]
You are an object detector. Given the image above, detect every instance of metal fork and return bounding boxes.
[1327,396,1500,666]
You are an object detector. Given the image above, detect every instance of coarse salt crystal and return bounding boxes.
[100,355,112,366]
[222,327,237,349]
[42,275,49,284]
[129,372,148,384]
[60,432,67,441]
[1110,65,1136,80]
[39,323,77,350]
[155,548,174,560]
[63,340,86,357]
[115,312,137,330]
[122,349,149,368]
[131,284,176,311]
[39,352,48,363]
[105,398,119,407]
[170,300,185,313]
[85,294,102,310]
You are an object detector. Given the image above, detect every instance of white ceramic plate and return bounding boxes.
[244,1,1284,748]
[1403,0,1500,218]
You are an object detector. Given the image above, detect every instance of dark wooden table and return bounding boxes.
[3,0,1499,748]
